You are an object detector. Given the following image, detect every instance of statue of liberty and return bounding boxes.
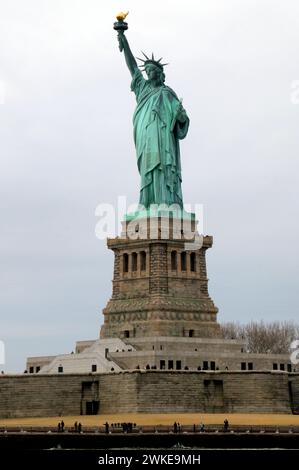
[115,15,189,211]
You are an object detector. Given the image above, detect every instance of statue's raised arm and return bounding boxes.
[118,32,138,77]
[113,12,137,77]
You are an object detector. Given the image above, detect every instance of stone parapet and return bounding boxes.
[0,370,297,418]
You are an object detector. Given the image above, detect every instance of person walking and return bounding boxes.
[223,419,229,432]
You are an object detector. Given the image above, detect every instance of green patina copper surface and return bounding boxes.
[116,28,190,216]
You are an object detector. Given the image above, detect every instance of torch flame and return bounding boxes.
[116,11,129,22]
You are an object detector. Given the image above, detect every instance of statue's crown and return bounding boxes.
[136,52,168,71]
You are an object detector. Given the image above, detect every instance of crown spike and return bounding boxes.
[141,51,150,60]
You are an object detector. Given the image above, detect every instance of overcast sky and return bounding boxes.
[1,0,299,372]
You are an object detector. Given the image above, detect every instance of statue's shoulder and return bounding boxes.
[162,85,179,100]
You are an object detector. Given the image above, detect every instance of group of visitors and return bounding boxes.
[74,421,82,433]
[57,420,83,433]
[56,418,229,434]
[108,422,136,433]
[57,420,64,432]
[173,422,182,433]
[173,419,229,433]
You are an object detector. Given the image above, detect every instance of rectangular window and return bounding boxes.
[58,366,63,373]
[140,251,146,271]
[190,252,196,272]
[29,366,34,374]
[273,363,278,370]
[92,364,97,372]
[176,360,181,370]
[210,361,216,371]
[160,360,165,370]
[168,360,174,370]
[248,362,253,370]
[181,252,187,271]
[287,363,292,372]
[123,253,129,273]
[280,363,285,371]
[203,361,209,370]
[241,362,246,370]
[171,251,177,270]
[132,252,137,271]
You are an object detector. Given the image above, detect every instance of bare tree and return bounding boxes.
[219,321,299,354]
[218,322,243,340]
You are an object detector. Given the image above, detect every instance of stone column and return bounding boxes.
[149,243,168,294]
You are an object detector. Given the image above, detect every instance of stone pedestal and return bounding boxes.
[100,217,219,340]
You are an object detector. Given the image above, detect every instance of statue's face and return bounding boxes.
[145,64,161,82]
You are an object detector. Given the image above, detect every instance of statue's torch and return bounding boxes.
[113,12,129,52]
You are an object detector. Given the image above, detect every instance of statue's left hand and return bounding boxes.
[177,107,187,123]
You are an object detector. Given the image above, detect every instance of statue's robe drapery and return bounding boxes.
[131,69,189,208]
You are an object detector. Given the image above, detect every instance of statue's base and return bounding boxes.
[124,206,195,222]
